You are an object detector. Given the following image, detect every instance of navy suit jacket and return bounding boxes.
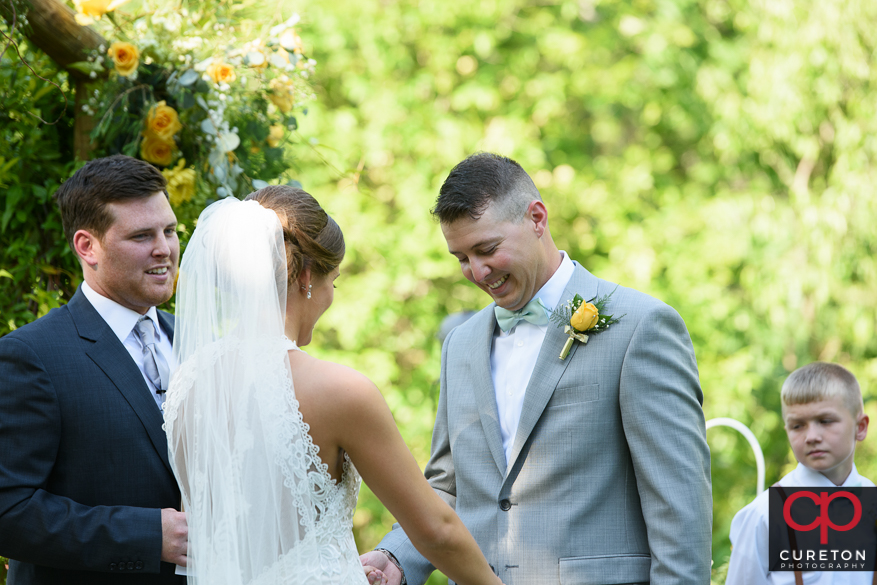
[0,287,184,584]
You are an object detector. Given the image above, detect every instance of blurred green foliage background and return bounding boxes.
[3,0,877,582]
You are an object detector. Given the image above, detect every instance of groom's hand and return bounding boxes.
[160,508,188,566]
[360,551,401,585]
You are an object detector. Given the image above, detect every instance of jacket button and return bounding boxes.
[118,562,125,571]
[127,562,134,570]
[110,563,117,571]
[135,561,144,570]
[499,499,512,511]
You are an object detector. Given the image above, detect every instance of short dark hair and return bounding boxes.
[245,185,345,284]
[54,155,168,251]
[432,152,541,224]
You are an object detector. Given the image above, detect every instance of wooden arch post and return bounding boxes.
[1,0,107,160]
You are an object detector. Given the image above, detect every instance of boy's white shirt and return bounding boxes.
[726,463,875,585]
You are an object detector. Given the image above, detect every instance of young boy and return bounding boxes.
[726,361,873,584]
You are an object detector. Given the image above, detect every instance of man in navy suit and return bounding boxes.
[0,155,188,584]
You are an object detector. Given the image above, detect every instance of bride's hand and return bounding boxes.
[362,565,387,585]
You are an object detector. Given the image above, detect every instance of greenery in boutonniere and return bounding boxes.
[550,287,625,360]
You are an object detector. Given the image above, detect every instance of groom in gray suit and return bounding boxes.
[363,153,712,584]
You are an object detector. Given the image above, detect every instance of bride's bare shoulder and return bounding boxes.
[288,351,382,409]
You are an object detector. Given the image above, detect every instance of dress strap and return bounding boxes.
[283,336,303,352]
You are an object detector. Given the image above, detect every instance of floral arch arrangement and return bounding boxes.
[69,0,316,224]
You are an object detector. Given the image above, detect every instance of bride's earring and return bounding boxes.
[307,284,312,299]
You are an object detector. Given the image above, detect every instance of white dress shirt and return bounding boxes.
[726,462,875,585]
[81,282,176,411]
[491,252,575,465]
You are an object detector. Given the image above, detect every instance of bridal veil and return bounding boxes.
[165,198,326,584]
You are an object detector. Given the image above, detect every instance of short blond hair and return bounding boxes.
[781,362,863,418]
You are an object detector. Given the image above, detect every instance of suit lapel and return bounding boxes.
[68,290,173,474]
[157,309,174,344]
[505,265,600,474]
[467,307,508,475]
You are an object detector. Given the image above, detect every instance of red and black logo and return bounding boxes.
[769,486,877,572]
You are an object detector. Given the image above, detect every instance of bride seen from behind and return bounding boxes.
[165,186,502,585]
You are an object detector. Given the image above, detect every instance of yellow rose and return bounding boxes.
[570,302,599,332]
[73,0,128,23]
[107,42,139,77]
[144,101,182,142]
[206,60,236,84]
[140,134,175,167]
[266,124,284,148]
[162,159,197,207]
[268,76,294,113]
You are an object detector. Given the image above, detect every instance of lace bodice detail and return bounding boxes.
[164,337,368,584]
[248,454,367,585]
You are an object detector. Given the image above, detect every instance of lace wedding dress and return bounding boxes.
[164,198,369,585]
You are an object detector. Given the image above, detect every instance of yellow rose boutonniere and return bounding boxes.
[206,60,236,84]
[162,159,197,206]
[551,287,624,360]
[140,134,175,167]
[145,101,182,143]
[107,42,140,77]
[570,301,599,332]
[267,76,295,113]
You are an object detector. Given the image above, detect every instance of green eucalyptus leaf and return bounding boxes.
[179,69,200,86]
[217,132,240,152]
[200,118,217,135]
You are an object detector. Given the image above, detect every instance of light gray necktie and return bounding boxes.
[134,316,170,403]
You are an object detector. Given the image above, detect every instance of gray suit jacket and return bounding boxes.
[379,264,712,584]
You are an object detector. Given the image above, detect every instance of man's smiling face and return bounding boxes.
[441,202,550,311]
[81,191,179,314]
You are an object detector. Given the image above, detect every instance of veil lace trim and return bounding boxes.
[164,198,368,584]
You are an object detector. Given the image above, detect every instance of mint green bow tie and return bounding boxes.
[494,298,549,332]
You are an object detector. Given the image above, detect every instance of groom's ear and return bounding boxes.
[527,200,549,238]
[73,229,100,268]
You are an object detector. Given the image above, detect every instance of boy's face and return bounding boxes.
[784,394,869,485]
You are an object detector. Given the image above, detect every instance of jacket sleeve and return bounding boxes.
[618,303,713,584]
[0,335,163,573]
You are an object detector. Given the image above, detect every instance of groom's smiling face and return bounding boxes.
[442,201,551,311]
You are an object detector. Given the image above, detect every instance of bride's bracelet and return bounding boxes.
[374,549,407,585]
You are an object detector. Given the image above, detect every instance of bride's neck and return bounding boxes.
[284,318,301,345]
[284,294,305,345]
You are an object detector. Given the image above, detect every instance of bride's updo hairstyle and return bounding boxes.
[245,185,345,285]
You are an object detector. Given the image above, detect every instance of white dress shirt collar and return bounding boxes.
[787,462,867,488]
[81,281,164,343]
